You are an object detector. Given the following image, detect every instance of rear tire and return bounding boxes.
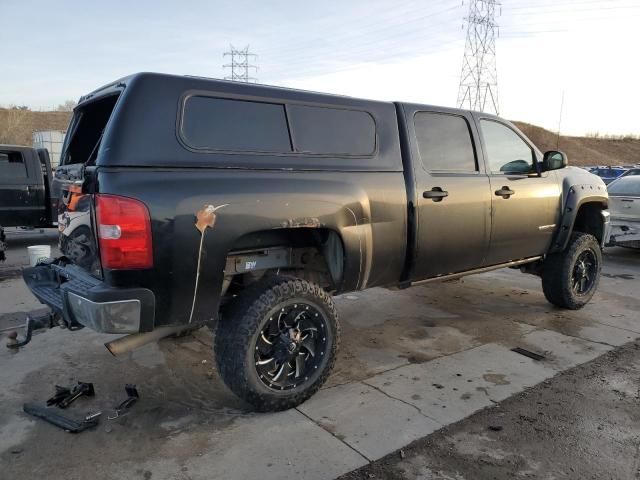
[541,232,602,309]
[215,276,339,411]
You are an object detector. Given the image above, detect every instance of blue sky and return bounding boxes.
[1,0,639,135]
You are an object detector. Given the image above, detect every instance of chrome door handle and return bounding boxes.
[495,186,515,199]
[423,187,449,202]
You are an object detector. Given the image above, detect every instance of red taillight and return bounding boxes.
[95,194,153,269]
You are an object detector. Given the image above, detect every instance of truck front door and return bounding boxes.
[475,117,561,265]
[407,107,492,280]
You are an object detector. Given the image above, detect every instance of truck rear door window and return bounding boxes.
[0,151,27,178]
[414,112,477,172]
[181,96,292,153]
[287,105,375,156]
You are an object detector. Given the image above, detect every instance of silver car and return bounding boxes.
[607,175,640,248]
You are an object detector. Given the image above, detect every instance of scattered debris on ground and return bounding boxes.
[22,381,140,433]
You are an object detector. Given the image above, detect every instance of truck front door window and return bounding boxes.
[479,118,561,264]
[480,120,534,174]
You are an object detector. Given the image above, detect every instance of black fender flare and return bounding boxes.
[549,183,608,253]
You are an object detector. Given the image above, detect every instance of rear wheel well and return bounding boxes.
[572,202,605,244]
[221,228,344,302]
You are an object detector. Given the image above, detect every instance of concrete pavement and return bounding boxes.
[1,229,638,479]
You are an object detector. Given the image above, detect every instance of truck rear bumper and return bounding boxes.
[22,260,155,333]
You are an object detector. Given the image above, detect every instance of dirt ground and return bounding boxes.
[1,228,639,479]
[340,341,640,480]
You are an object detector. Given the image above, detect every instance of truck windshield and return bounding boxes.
[60,94,120,165]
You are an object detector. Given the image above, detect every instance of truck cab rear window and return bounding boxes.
[0,151,27,178]
[181,96,292,153]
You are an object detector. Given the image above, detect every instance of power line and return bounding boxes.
[265,23,463,69]
[506,0,638,11]
[264,38,465,82]
[507,3,640,15]
[457,0,501,114]
[496,11,640,29]
[258,0,455,55]
[262,30,466,80]
[261,4,462,61]
[223,45,258,83]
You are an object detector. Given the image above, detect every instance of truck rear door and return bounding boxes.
[400,105,491,280]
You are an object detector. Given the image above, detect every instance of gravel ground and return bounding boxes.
[340,341,640,480]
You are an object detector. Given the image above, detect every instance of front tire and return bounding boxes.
[541,232,602,309]
[215,276,339,411]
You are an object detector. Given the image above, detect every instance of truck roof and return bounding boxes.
[70,72,511,171]
[78,72,395,109]
[78,72,487,119]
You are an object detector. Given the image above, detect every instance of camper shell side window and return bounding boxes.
[179,93,377,158]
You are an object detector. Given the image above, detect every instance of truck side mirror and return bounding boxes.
[542,150,568,171]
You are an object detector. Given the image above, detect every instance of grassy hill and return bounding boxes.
[0,108,638,167]
[514,122,640,167]
[0,108,71,146]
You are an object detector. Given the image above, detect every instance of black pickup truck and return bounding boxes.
[20,73,609,411]
[0,145,58,260]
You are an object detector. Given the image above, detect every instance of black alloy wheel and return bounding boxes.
[215,276,339,411]
[254,302,329,391]
[542,232,602,309]
[571,249,598,296]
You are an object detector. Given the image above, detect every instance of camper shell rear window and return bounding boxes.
[60,94,120,165]
[179,94,376,157]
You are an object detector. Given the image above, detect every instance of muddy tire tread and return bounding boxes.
[542,232,602,310]
[215,276,339,412]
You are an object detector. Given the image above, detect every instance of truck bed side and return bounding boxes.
[97,167,407,327]
[62,73,409,329]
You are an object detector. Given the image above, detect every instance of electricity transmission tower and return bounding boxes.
[223,45,258,82]
[456,0,500,114]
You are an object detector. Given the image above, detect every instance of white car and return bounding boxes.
[606,176,640,248]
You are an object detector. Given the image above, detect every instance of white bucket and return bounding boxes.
[27,245,51,266]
